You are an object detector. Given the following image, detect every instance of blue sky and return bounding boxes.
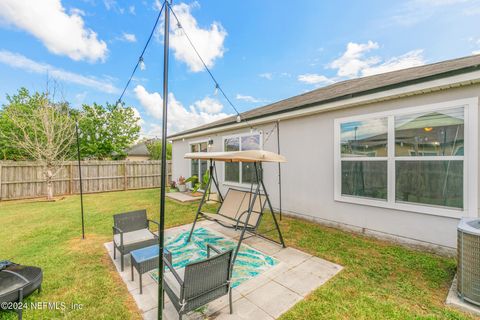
[0,0,479,137]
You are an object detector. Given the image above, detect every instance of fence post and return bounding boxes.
[168,161,172,185]
[69,162,74,194]
[124,162,128,191]
[0,163,2,201]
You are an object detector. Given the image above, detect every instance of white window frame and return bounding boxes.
[334,97,478,218]
[222,131,263,187]
[188,139,208,190]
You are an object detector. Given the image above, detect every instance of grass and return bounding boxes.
[0,189,472,319]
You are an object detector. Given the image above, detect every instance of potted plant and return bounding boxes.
[169,180,178,192]
[177,176,187,192]
[186,170,218,201]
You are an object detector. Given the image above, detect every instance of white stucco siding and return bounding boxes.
[171,84,480,250]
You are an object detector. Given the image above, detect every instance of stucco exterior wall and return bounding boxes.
[172,84,480,250]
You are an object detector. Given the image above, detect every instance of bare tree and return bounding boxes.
[1,92,76,200]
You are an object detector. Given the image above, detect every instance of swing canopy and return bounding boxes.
[184,150,287,163]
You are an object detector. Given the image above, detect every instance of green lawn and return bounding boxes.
[0,189,472,319]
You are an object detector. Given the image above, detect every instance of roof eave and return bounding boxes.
[169,64,480,141]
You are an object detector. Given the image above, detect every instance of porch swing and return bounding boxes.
[185,150,287,264]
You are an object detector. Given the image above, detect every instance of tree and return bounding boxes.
[1,88,141,161]
[0,88,47,160]
[145,139,172,160]
[0,89,76,200]
[78,102,140,159]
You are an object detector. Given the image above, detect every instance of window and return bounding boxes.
[334,98,478,217]
[190,141,208,187]
[223,133,262,184]
[340,117,388,200]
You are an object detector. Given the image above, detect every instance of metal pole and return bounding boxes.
[158,1,170,319]
[276,121,282,220]
[75,120,85,240]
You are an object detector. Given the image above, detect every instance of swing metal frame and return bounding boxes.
[187,157,286,265]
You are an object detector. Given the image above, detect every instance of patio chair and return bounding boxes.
[163,244,233,320]
[201,189,267,231]
[113,209,159,271]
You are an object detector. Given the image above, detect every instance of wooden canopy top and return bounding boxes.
[184,150,287,163]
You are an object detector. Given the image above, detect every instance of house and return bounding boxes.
[169,54,480,253]
[125,142,150,161]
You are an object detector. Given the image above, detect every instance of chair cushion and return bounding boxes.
[114,229,155,247]
[203,212,257,228]
[164,267,185,298]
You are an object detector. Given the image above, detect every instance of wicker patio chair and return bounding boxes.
[113,209,159,271]
[163,245,234,320]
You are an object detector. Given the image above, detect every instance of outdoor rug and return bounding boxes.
[151,227,277,287]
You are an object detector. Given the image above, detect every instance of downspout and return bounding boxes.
[276,120,282,220]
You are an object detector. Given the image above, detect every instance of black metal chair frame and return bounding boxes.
[113,209,159,271]
[162,244,233,320]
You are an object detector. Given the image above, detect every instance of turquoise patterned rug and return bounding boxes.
[151,227,277,288]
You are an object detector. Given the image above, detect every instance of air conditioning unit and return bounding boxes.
[457,217,480,305]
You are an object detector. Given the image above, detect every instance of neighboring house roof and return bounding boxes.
[125,142,150,156]
[169,54,480,140]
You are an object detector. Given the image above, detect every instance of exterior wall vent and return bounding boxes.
[458,217,480,305]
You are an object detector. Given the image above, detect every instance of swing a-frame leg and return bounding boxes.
[188,160,220,242]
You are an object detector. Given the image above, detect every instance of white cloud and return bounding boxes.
[128,5,136,15]
[329,41,425,79]
[470,37,480,54]
[159,2,227,72]
[298,41,426,87]
[103,0,115,10]
[259,72,273,80]
[0,0,107,62]
[194,96,224,113]
[120,32,137,42]
[329,41,380,78]
[0,50,118,93]
[69,8,85,16]
[391,0,475,26]
[235,94,267,104]
[133,85,232,133]
[361,49,425,76]
[297,74,334,85]
[131,107,145,126]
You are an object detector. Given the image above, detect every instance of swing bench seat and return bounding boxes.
[200,189,266,230]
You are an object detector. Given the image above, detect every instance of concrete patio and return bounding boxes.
[104,220,343,320]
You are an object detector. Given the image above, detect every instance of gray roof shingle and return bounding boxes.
[169,54,480,139]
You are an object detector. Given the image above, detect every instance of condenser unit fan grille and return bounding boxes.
[458,218,480,306]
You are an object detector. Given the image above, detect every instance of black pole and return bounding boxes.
[158,1,170,319]
[276,121,282,221]
[75,120,85,240]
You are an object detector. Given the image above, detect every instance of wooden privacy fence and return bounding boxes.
[0,160,172,201]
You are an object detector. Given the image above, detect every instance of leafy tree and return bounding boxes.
[0,88,48,160]
[1,88,141,161]
[145,139,172,160]
[78,102,140,159]
[0,88,76,200]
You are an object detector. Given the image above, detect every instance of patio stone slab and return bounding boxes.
[214,297,274,320]
[292,256,343,279]
[242,236,284,255]
[272,247,312,267]
[274,267,329,297]
[166,192,202,203]
[104,222,342,319]
[244,281,303,318]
